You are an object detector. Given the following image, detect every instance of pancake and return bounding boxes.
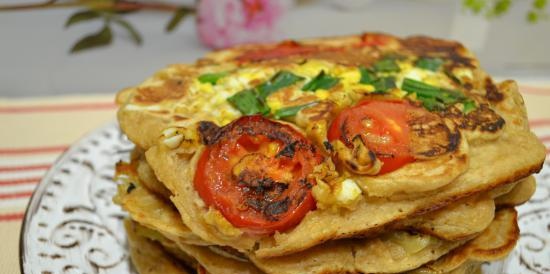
[124,219,191,274]
[115,33,543,261]
[144,115,542,257]
[409,207,518,273]
[495,176,536,207]
[124,206,515,274]
[115,156,527,274]
[114,161,208,246]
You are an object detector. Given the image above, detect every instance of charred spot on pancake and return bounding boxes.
[485,77,504,102]
[442,104,505,134]
[198,121,222,145]
[134,78,187,103]
[409,110,459,158]
[126,182,136,194]
[402,36,475,69]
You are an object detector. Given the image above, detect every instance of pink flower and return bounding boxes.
[196,0,289,49]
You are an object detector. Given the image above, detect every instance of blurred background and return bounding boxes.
[1,0,549,97]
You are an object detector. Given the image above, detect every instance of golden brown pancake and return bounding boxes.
[115,33,542,265]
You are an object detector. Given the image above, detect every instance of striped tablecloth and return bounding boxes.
[1,85,550,273]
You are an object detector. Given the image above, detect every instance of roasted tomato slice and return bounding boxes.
[194,115,323,234]
[328,100,415,174]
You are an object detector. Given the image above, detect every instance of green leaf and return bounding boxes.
[490,0,512,17]
[258,71,304,100]
[198,72,227,85]
[166,7,192,33]
[114,19,142,45]
[372,77,396,93]
[302,71,340,91]
[463,0,487,14]
[359,67,376,84]
[274,102,317,119]
[65,10,101,28]
[527,10,540,22]
[534,0,547,9]
[415,57,444,71]
[373,57,401,73]
[70,25,113,53]
[463,100,477,114]
[227,89,270,115]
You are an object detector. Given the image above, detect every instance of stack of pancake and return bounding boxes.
[113,33,545,274]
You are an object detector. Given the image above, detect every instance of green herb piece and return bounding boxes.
[126,183,136,194]
[463,100,477,114]
[273,102,317,119]
[198,72,227,85]
[402,78,468,111]
[372,77,396,93]
[420,97,446,111]
[258,71,304,100]
[359,67,376,84]
[373,58,401,73]
[402,78,464,104]
[415,57,444,71]
[302,71,340,91]
[227,89,270,115]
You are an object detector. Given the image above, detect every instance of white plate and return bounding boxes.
[19,122,550,274]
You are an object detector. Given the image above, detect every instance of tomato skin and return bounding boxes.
[359,33,392,47]
[237,41,320,62]
[328,100,415,175]
[194,116,323,234]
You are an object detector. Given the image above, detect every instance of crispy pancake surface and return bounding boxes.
[410,208,519,273]
[125,206,514,274]
[124,220,191,274]
[117,33,544,258]
[116,156,531,274]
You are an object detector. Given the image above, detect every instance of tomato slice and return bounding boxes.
[359,33,392,47]
[328,100,415,174]
[237,41,321,62]
[194,116,323,234]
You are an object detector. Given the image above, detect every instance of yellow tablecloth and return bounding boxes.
[2,84,550,273]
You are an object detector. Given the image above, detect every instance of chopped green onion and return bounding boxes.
[419,97,446,111]
[258,71,304,100]
[402,78,465,104]
[198,72,227,85]
[227,89,270,115]
[372,77,396,93]
[463,100,476,114]
[402,78,469,111]
[415,57,444,71]
[302,71,340,91]
[359,67,376,84]
[373,57,400,73]
[227,70,303,116]
[273,102,317,119]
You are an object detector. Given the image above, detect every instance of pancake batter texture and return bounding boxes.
[114,33,545,273]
